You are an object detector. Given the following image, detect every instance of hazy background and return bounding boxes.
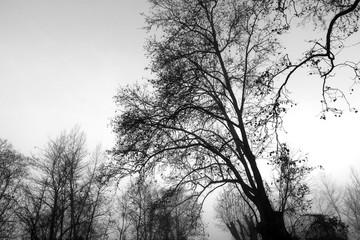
[1,1,360,239]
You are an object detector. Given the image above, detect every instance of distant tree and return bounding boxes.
[214,185,258,240]
[115,178,205,240]
[314,174,344,220]
[0,138,27,239]
[16,180,51,240]
[110,1,360,239]
[16,127,110,240]
[344,169,360,239]
[305,214,348,240]
[307,170,360,240]
[111,193,131,240]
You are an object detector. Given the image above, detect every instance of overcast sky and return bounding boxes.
[1,1,360,239]
[0,0,150,153]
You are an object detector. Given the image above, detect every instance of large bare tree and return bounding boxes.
[110,1,360,239]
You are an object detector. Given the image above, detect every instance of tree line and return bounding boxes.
[0,127,205,240]
[3,128,360,240]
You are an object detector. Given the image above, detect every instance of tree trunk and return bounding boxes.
[249,190,291,240]
[242,216,258,240]
[256,208,291,240]
[49,192,58,240]
[226,222,241,240]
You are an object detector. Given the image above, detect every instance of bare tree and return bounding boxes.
[214,185,258,240]
[344,169,360,239]
[115,178,205,240]
[306,169,360,240]
[111,193,131,240]
[110,1,360,239]
[16,182,49,240]
[82,146,112,240]
[16,127,110,240]
[0,139,27,239]
[35,127,87,240]
[314,174,345,220]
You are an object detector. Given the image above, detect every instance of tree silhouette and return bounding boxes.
[110,1,360,239]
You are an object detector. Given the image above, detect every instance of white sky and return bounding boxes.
[0,0,150,153]
[0,1,359,239]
